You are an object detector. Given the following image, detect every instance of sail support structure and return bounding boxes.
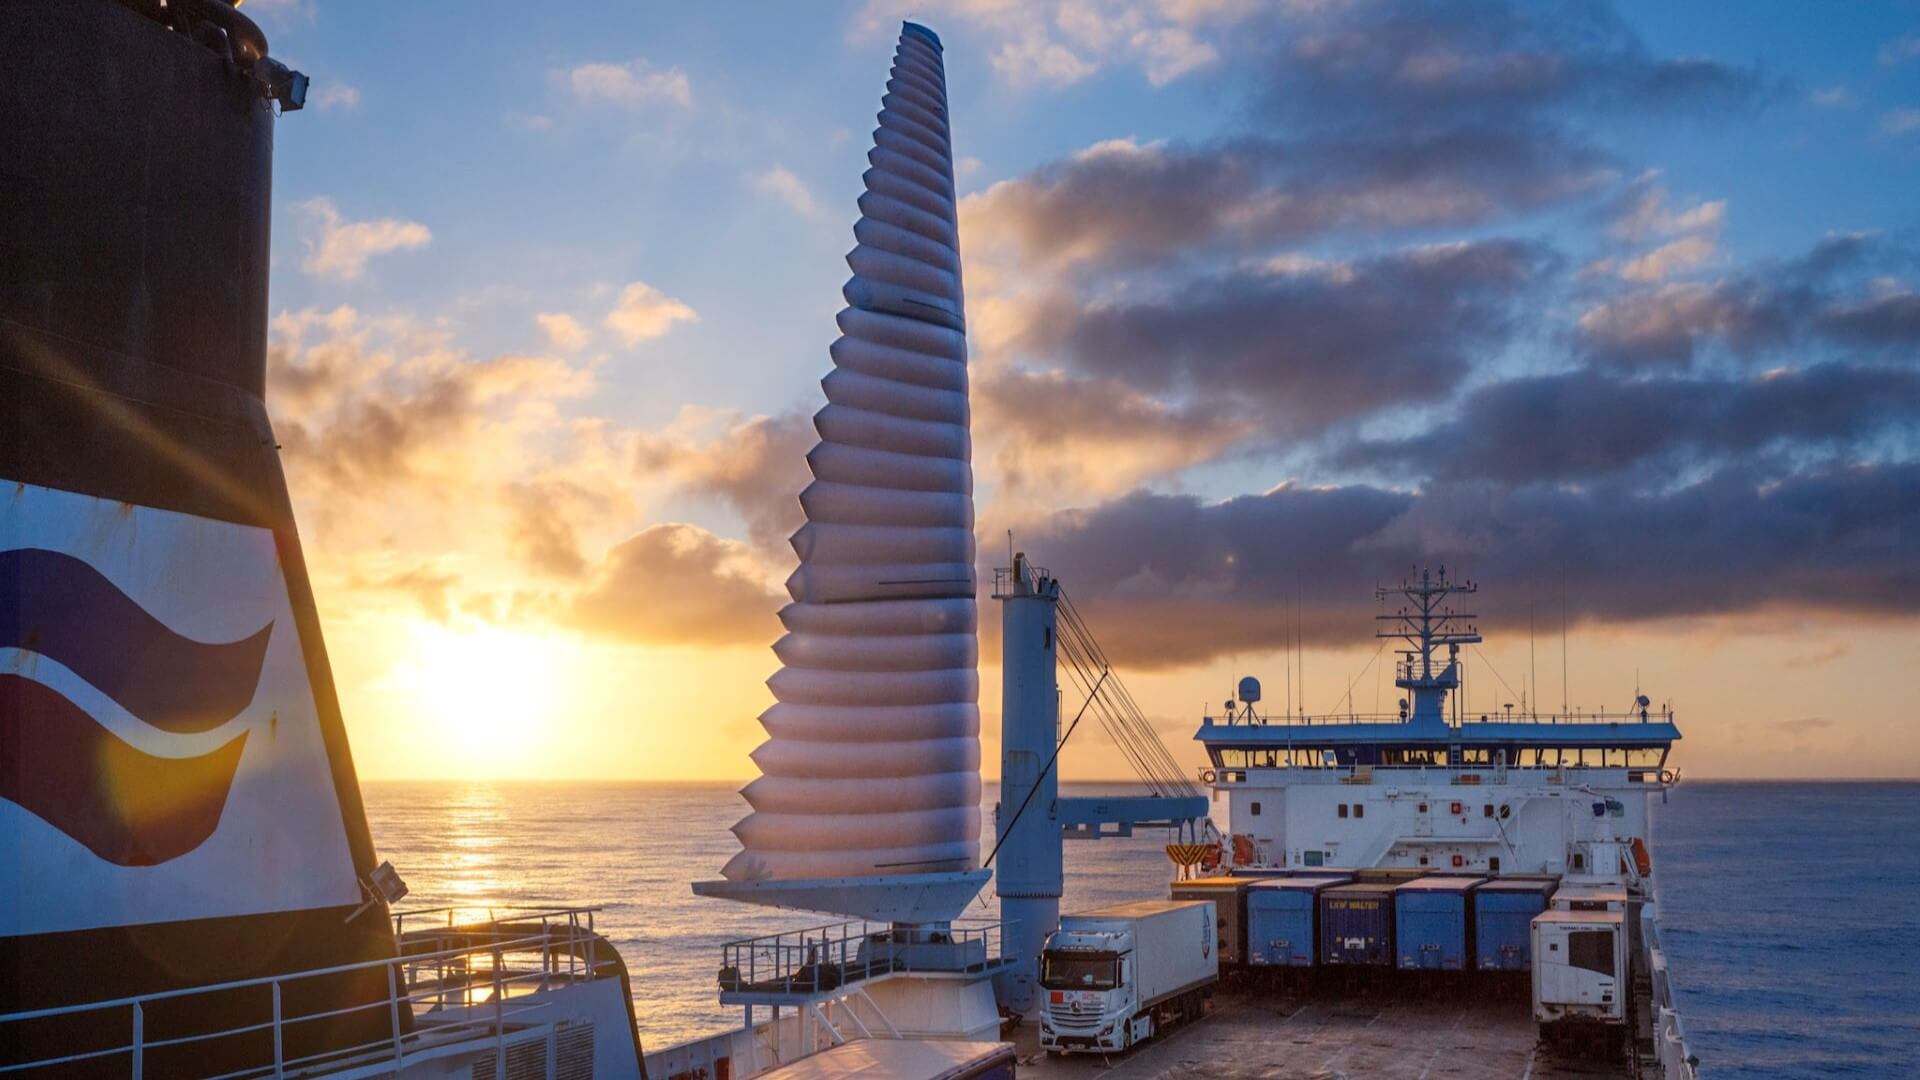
[694,23,988,923]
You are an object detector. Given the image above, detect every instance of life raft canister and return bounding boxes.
[1631,836,1653,877]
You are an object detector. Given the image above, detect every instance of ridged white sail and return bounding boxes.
[723,22,978,883]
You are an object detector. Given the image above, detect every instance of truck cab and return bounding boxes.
[1039,927,1137,1053]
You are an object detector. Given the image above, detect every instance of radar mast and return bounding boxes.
[1376,567,1482,729]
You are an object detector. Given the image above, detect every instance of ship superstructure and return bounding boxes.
[1198,569,1680,879]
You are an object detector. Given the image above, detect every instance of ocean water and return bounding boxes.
[1649,783,1920,1077]
[363,780,1920,1077]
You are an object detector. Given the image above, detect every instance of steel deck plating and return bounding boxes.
[1018,993,1630,1079]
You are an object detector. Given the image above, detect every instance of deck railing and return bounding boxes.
[1640,907,1699,1080]
[718,918,1004,1000]
[0,905,612,1079]
[1205,707,1675,728]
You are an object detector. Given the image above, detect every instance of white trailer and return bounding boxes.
[1038,900,1217,1054]
[1532,908,1629,1034]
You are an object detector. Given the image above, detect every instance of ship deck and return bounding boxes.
[1015,991,1631,1079]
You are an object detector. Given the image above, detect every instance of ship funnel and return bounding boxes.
[694,21,988,923]
[2,5,394,1070]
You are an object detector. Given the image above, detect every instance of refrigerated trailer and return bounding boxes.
[1038,900,1218,1055]
[1532,908,1629,1032]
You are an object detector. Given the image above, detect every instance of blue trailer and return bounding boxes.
[1245,875,1351,967]
[1394,876,1485,971]
[1474,877,1559,971]
[1319,882,1397,966]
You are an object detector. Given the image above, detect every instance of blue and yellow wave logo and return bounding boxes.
[1,548,269,866]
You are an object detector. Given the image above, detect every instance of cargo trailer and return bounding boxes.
[1170,876,1254,967]
[1394,876,1484,971]
[1039,900,1217,1055]
[1532,908,1629,1033]
[1245,875,1351,967]
[1319,882,1396,967]
[1474,877,1559,971]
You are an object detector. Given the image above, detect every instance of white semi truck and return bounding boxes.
[1038,900,1218,1055]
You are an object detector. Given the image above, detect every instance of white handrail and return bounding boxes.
[0,907,613,1078]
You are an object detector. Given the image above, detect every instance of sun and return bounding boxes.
[384,623,567,771]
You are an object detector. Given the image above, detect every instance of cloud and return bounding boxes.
[635,410,814,551]
[1817,290,1920,345]
[992,30,1096,88]
[295,198,431,281]
[854,0,1245,89]
[976,367,1253,506]
[1879,35,1920,67]
[963,130,1606,274]
[1341,364,1920,485]
[505,111,555,132]
[1011,464,1920,667]
[536,312,591,352]
[363,566,459,622]
[568,59,693,108]
[1784,643,1848,670]
[311,83,361,111]
[1618,233,1718,282]
[1133,25,1219,86]
[1577,280,1794,365]
[1604,179,1725,242]
[263,304,659,645]
[1023,239,1554,436]
[1809,85,1858,110]
[937,0,1787,504]
[1880,107,1920,136]
[604,281,698,344]
[750,166,820,217]
[268,306,597,500]
[503,478,619,579]
[1576,234,1919,367]
[568,524,782,647]
[1246,0,1767,129]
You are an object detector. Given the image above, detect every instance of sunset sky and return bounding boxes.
[250,1,1919,782]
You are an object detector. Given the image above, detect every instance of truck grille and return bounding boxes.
[1048,1006,1101,1032]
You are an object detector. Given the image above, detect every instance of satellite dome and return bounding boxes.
[1237,676,1262,704]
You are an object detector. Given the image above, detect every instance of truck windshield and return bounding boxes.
[1041,952,1119,990]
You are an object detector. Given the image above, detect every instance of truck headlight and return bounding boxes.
[1099,1025,1113,1036]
